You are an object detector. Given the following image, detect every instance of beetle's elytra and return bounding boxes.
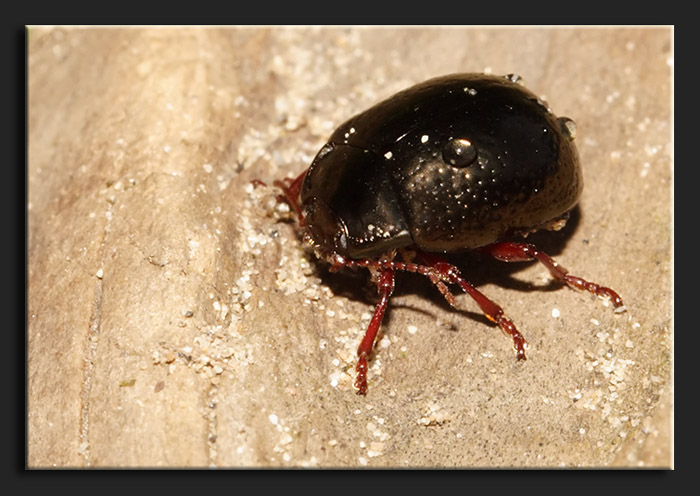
[267,73,625,395]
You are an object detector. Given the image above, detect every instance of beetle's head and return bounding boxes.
[301,144,412,260]
[303,195,350,256]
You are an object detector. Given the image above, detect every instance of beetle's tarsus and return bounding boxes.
[354,356,369,395]
[500,316,528,360]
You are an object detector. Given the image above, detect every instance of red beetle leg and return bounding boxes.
[482,242,625,310]
[413,251,528,361]
[354,267,395,395]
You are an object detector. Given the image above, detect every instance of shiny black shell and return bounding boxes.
[301,73,582,259]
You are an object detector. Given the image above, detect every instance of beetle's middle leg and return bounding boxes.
[374,251,528,361]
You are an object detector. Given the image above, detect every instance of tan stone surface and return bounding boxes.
[28,26,672,467]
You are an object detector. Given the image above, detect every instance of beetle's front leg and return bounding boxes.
[354,266,395,395]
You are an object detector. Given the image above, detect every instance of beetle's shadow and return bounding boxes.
[316,207,582,328]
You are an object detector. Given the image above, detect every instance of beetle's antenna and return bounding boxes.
[273,170,307,226]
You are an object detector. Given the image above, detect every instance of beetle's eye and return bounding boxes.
[443,138,478,168]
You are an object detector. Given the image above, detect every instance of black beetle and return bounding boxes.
[269,73,624,395]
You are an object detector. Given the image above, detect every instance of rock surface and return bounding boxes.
[28,27,672,467]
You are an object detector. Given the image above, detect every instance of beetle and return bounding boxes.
[269,73,624,395]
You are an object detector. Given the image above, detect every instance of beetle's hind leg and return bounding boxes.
[482,242,625,311]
